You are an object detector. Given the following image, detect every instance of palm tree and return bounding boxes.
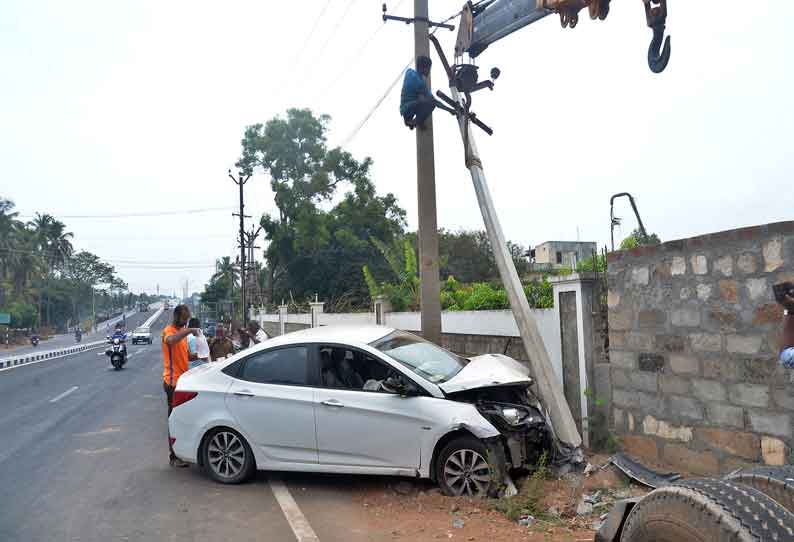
[0,198,20,305]
[29,213,73,271]
[212,256,240,289]
[28,213,74,325]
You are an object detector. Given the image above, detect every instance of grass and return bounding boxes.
[491,451,549,522]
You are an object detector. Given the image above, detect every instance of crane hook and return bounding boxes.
[643,1,671,73]
[648,23,671,73]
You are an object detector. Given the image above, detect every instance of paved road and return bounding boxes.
[0,309,370,542]
[0,310,141,360]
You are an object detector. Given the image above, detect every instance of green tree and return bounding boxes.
[438,229,530,282]
[236,109,405,310]
[620,228,661,250]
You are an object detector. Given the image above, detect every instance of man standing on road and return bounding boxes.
[239,320,268,349]
[209,325,235,361]
[162,304,199,468]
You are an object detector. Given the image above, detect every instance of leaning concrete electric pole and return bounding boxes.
[413,0,442,344]
[443,82,583,453]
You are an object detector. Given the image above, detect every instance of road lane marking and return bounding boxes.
[269,478,320,542]
[50,386,79,403]
[75,426,121,437]
[74,447,120,455]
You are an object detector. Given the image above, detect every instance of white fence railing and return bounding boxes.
[254,307,563,383]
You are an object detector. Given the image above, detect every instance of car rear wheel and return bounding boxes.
[203,428,254,484]
[436,435,495,497]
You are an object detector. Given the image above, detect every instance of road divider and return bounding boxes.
[0,340,108,372]
[0,307,165,373]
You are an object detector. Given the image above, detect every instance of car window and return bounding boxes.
[239,346,309,386]
[371,331,468,383]
[316,344,424,395]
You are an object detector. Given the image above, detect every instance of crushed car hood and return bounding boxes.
[438,353,532,394]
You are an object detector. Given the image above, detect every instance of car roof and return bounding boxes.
[263,325,395,348]
[134,327,149,331]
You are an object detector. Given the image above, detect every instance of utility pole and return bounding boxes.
[229,170,252,325]
[243,226,262,310]
[414,0,442,344]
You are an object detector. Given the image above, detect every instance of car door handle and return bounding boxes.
[234,390,255,397]
[321,399,344,408]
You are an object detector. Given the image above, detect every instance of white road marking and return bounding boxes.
[50,386,79,403]
[75,426,121,437]
[269,478,320,542]
[74,447,120,455]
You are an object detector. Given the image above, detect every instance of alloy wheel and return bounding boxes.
[207,431,246,480]
[443,448,492,496]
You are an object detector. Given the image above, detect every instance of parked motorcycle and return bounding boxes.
[105,336,127,370]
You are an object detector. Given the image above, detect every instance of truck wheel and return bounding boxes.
[435,435,496,497]
[725,466,794,515]
[620,478,794,542]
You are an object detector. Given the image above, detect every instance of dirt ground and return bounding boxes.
[351,454,653,542]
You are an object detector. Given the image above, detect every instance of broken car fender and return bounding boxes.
[415,401,502,478]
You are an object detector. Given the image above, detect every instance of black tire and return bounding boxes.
[725,466,794,515]
[202,428,255,484]
[435,435,496,497]
[620,478,794,542]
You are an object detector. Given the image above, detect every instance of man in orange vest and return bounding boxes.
[162,304,200,467]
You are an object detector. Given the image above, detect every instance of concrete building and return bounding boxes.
[532,241,597,269]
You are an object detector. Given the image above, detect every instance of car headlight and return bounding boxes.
[500,407,527,426]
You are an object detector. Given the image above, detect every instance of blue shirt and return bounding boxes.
[400,68,432,115]
[111,330,126,341]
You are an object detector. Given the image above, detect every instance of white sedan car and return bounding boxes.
[168,325,551,496]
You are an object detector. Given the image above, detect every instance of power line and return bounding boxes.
[278,0,334,104]
[316,0,407,103]
[340,7,462,147]
[18,207,234,219]
[313,0,360,64]
[341,57,412,148]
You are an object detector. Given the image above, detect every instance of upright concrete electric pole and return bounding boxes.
[230,170,251,325]
[414,0,442,344]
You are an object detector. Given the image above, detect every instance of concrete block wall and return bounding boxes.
[607,221,794,474]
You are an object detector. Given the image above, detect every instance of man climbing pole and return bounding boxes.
[400,55,436,130]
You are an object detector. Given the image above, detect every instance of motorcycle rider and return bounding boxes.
[110,322,127,359]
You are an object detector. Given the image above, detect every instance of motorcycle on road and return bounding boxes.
[30,335,39,347]
[105,336,127,370]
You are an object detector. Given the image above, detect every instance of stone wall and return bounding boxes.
[607,221,794,474]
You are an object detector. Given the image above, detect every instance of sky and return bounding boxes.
[2,0,792,296]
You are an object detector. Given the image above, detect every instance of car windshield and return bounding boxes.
[134,328,148,333]
[370,331,468,384]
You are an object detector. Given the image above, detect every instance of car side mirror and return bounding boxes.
[386,376,420,397]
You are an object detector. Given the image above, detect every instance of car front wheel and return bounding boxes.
[203,428,255,484]
[436,435,496,497]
